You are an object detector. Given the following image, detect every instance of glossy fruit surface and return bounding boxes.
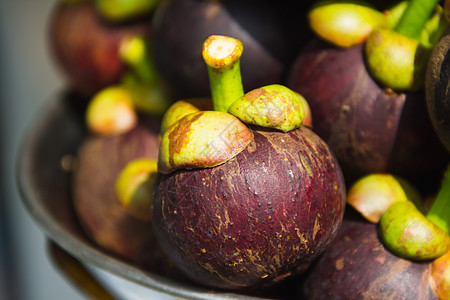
[287,39,448,183]
[150,0,313,98]
[153,125,346,289]
[300,218,438,299]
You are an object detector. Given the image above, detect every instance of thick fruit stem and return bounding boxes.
[119,36,158,84]
[395,0,440,41]
[119,36,171,115]
[426,164,450,234]
[202,35,244,112]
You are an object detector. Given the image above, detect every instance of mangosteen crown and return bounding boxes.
[228,84,306,132]
[158,111,253,174]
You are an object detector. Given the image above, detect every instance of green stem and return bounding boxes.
[395,0,439,41]
[202,35,244,112]
[426,164,450,234]
[119,36,158,84]
[119,36,171,115]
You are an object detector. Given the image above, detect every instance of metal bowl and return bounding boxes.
[16,91,298,300]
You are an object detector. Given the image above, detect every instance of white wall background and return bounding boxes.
[0,1,84,299]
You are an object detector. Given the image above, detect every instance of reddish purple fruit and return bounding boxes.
[72,120,160,265]
[48,1,152,96]
[152,125,346,289]
[287,39,448,183]
[150,0,314,98]
[299,218,438,299]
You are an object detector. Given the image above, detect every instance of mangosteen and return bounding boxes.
[151,35,346,290]
[150,0,314,98]
[347,170,450,261]
[299,218,439,299]
[288,39,447,183]
[309,165,450,299]
[48,0,153,96]
[426,27,450,152]
[153,124,346,289]
[287,0,449,184]
[71,118,161,265]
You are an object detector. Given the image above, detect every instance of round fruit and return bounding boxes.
[152,125,346,289]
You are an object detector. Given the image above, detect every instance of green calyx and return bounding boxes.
[202,35,309,132]
[160,101,201,136]
[347,173,421,223]
[365,28,430,92]
[158,111,253,174]
[420,4,449,48]
[385,1,409,29]
[85,85,138,136]
[380,201,450,260]
[364,0,445,92]
[161,35,309,174]
[380,164,450,261]
[228,84,306,132]
[115,158,158,221]
[95,0,161,22]
[383,1,448,46]
[308,0,386,48]
[160,98,212,136]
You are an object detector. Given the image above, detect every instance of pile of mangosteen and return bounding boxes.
[47,0,450,298]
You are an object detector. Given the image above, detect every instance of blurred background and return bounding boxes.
[0,1,85,299]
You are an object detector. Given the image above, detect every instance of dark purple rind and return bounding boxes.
[150,0,312,99]
[299,219,438,300]
[388,91,449,179]
[152,126,346,290]
[72,121,161,264]
[287,39,448,183]
[426,28,450,153]
[48,1,152,96]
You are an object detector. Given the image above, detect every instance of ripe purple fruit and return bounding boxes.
[150,0,313,98]
[152,125,346,289]
[287,39,448,183]
[72,121,159,263]
[299,219,439,299]
[48,1,152,96]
